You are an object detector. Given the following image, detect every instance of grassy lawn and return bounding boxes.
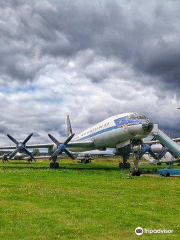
[0,159,180,240]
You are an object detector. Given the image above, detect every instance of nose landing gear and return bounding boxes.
[130,168,142,176]
[131,140,142,176]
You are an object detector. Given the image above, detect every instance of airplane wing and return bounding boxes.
[25,155,51,160]
[0,143,53,150]
[0,140,95,152]
[27,140,95,151]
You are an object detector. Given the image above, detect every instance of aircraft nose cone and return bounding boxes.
[58,143,65,151]
[142,120,153,132]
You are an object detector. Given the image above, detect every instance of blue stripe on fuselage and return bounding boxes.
[78,118,141,141]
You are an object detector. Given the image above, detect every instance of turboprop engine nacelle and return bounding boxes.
[150,144,164,153]
[133,144,164,153]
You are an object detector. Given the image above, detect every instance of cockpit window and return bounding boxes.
[127,113,147,119]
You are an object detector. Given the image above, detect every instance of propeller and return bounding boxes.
[7,133,34,160]
[48,133,75,160]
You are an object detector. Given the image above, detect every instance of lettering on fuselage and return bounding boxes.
[114,117,141,129]
[75,115,142,141]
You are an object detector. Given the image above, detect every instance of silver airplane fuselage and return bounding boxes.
[64,112,153,152]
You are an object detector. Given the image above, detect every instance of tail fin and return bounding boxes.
[67,115,73,136]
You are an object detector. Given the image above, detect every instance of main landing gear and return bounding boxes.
[118,140,142,176]
[49,157,59,169]
[119,155,131,169]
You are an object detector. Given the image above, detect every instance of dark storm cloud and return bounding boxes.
[1,0,180,89]
[0,125,8,134]
[33,1,180,91]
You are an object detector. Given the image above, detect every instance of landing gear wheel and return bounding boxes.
[165,172,170,177]
[85,159,90,164]
[50,162,54,169]
[119,162,123,169]
[125,162,130,169]
[54,162,59,169]
[130,168,141,176]
[119,162,131,169]
[50,162,59,169]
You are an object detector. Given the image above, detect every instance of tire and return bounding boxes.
[54,162,59,169]
[131,168,141,176]
[119,162,130,169]
[119,162,124,169]
[165,172,170,177]
[125,162,130,169]
[50,162,54,169]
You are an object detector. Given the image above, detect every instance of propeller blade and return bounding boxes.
[23,148,34,160]
[23,133,33,144]
[31,151,37,161]
[9,148,19,159]
[64,133,75,146]
[63,149,75,160]
[7,134,18,145]
[27,158,33,163]
[49,149,62,160]
[48,134,60,145]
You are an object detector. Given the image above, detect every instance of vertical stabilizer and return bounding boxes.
[67,115,73,136]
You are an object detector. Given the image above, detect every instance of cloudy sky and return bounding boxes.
[0,0,180,145]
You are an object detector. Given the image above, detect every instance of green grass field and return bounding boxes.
[0,159,180,240]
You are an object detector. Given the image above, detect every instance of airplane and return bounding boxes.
[75,149,115,164]
[0,153,9,162]
[0,150,38,163]
[0,112,153,176]
[75,149,115,157]
[143,152,179,165]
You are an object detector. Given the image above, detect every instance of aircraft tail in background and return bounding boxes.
[67,115,73,136]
